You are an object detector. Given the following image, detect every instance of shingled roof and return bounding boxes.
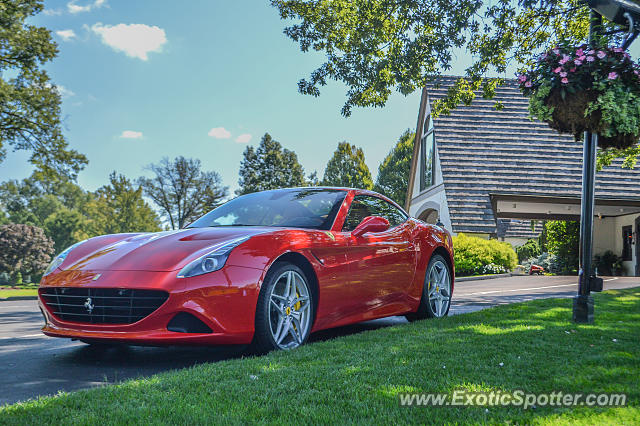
[427,77,640,236]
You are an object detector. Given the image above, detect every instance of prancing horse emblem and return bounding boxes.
[84,297,94,314]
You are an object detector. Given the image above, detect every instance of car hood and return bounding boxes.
[61,227,272,272]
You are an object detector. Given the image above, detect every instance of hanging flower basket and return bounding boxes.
[518,44,640,150]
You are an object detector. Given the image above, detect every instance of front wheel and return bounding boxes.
[252,262,314,353]
[406,254,452,321]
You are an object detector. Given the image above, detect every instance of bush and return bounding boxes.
[545,221,579,275]
[0,223,56,279]
[453,233,518,276]
[516,239,541,263]
[522,252,559,274]
[594,250,622,276]
[0,271,10,285]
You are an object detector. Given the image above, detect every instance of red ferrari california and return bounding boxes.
[38,187,454,351]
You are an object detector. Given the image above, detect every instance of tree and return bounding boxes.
[322,142,373,189]
[139,157,229,229]
[0,223,54,279]
[272,0,638,166]
[545,220,580,274]
[43,207,90,252]
[374,130,415,205]
[237,133,307,195]
[86,172,162,235]
[0,0,88,179]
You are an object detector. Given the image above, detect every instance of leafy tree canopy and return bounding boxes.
[545,220,580,274]
[0,0,88,179]
[374,129,414,205]
[322,141,373,189]
[0,223,54,278]
[86,172,161,236]
[237,133,307,195]
[139,156,229,229]
[272,0,639,166]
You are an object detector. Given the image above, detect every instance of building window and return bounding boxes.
[419,114,435,192]
[622,225,633,261]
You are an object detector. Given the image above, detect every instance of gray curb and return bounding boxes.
[0,296,38,302]
[456,273,513,282]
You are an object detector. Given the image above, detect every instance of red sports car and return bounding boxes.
[38,187,454,351]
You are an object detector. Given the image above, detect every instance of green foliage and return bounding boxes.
[322,141,373,189]
[515,238,541,263]
[374,129,414,206]
[0,0,88,179]
[139,157,228,230]
[88,172,161,235]
[272,0,589,116]
[545,220,580,274]
[0,170,163,252]
[594,250,622,276]
[0,223,54,279]
[237,133,307,195]
[452,233,517,276]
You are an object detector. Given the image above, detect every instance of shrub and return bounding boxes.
[0,224,56,279]
[522,252,559,274]
[452,233,518,276]
[594,250,621,276]
[516,238,541,263]
[545,221,579,275]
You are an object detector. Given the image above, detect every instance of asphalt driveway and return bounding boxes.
[1,275,638,406]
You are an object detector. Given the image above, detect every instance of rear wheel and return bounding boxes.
[406,254,452,321]
[252,262,314,353]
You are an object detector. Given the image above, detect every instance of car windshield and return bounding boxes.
[188,188,347,230]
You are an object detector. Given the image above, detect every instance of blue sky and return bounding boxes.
[2,0,451,194]
[5,1,639,195]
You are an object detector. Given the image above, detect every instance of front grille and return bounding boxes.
[40,287,169,324]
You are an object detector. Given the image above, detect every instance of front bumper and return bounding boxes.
[39,266,264,346]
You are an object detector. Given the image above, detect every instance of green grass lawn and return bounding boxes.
[0,288,38,299]
[1,289,638,424]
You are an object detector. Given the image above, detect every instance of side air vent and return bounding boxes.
[167,312,213,333]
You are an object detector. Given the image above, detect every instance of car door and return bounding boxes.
[342,195,417,318]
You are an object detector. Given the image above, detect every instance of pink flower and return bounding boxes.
[597,51,606,59]
[518,74,527,83]
[608,71,618,80]
[578,55,586,61]
[587,49,595,55]
[570,67,576,72]
[613,47,623,53]
[559,55,570,65]
[561,77,569,84]
[553,67,562,73]
[586,56,595,62]
[553,48,560,54]
[560,71,568,77]
[575,48,584,56]
[525,81,532,87]
[574,59,582,66]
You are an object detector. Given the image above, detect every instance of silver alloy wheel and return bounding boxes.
[427,260,451,317]
[268,270,311,349]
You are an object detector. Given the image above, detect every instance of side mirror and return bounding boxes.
[352,216,390,237]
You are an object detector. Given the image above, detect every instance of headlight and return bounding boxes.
[177,236,250,278]
[43,240,86,276]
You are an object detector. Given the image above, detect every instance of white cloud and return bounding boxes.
[235,133,252,143]
[67,0,106,14]
[44,9,63,16]
[91,23,167,60]
[56,85,75,99]
[56,29,77,42]
[208,127,231,139]
[120,130,143,139]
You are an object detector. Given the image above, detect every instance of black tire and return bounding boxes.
[252,262,315,353]
[406,254,452,321]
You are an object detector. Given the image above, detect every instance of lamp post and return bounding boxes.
[573,0,640,323]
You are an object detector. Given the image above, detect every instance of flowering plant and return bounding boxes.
[517,43,640,149]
